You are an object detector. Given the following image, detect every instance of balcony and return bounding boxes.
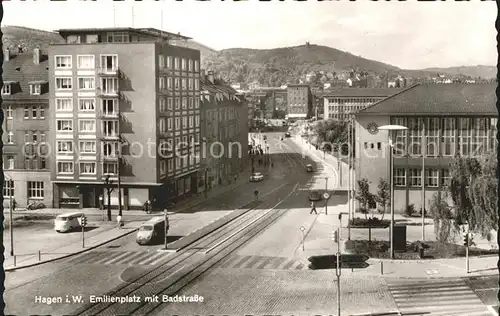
[102,153,119,161]
[101,133,120,140]
[100,111,120,119]
[98,67,120,76]
[97,89,120,98]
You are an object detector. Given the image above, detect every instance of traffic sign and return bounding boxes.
[300,226,305,232]
[323,193,330,199]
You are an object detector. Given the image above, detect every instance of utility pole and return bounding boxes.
[164,209,169,250]
[347,117,351,241]
[8,178,14,257]
[117,153,122,216]
[335,228,341,316]
[325,177,328,215]
[421,120,426,241]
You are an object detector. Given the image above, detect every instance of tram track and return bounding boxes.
[71,146,304,316]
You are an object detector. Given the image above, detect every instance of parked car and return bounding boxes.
[306,164,314,172]
[308,191,322,201]
[250,172,265,182]
[285,132,291,137]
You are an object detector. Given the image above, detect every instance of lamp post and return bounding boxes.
[378,124,408,259]
[6,176,14,257]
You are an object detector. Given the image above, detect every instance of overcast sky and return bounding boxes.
[3,1,497,70]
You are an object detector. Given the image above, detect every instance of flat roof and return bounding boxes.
[55,27,191,40]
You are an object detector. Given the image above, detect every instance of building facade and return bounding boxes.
[48,27,201,209]
[354,84,497,212]
[2,47,52,208]
[198,72,249,193]
[286,84,312,119]
[322,88,404,121]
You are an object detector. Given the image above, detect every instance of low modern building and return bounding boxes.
[198,71,249,193]
[354,83,497,212]
[2,47,52,208]
[322,88,404,121]
[48,27,201,209]
[287,84,312,120]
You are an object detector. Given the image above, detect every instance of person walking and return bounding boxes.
[310,201,317,214]
[116,214,123,229]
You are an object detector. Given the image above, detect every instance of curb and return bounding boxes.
[5,227,139,272]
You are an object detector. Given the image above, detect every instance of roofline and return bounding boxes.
[356,84,421,114]
[54,27,191,40]
[355,112,499,117]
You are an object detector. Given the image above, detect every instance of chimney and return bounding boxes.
[4,49,10,62]
[33,47,41,65]
[207,71,214,84]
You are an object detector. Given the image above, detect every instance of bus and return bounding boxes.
[136,216,168,245]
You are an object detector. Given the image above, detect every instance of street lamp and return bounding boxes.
[6,176,14,257]
[378,124,408,259]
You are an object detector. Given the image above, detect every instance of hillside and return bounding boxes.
[202,44,449,86]
[420,65,496,79]
[2,25,64,51]
[169,39,217,60]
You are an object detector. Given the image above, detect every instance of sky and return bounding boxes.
[2,0,497,70]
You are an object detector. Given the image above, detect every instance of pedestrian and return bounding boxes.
[310,201,317,214]
[117,214,123,229]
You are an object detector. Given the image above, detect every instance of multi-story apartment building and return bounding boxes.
[355,83,497,212]
[48,27,201,209]
[322,88,404,121]
[2,47,52,208]
[286,84,312,120]
[199,71,249,193]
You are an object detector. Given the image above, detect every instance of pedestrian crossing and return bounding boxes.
[67,250,172,266]
[215,255,306,271]
[387,278,492,316]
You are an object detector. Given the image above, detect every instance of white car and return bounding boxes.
[250,172,264,182]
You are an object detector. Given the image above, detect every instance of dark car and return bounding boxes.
[285,132,291,137]
[308,191,322,201]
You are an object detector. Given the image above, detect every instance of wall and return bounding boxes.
[3,171,52,208]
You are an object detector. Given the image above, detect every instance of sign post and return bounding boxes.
[300,226,305,251]
[164,209,169,250]
[335,228,341,316]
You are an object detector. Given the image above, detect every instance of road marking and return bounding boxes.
[146,252,171,266]
[139,251,167,265]
[488,305,499,316]
[103,251,134,264]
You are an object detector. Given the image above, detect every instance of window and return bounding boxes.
[188,59,193,72]
[425,169,439,187]
[7,131,13,144]
[174,57,180,70]
[102,120,118,137]
[408,117,422,156]
[2,84,11,95]
[188,97,194,109]
[28,181,44,199]
[174,78,180,90]
[57,140,73,153]
[80,162,96,175]
[79,99,95,111]
[102,142,119,157]
[77,55,95,69]
[25,158,32,170]
[459,118,472,156]
[103,162,117,175]
[57,119,73,132]
[3,179,14,197]
[489,118,498,152]
[409,169,422,187]
[425,118,439,156]
[32,133,38,143]
[5,155,14,170]
[79,119,96,132]
[159,118,166,133]
[441,118,456,156]
[79,141,96,153]
[472,118,488,155]
[167,118,173,130]
[30,84,41,95]
[32,106,37,119]
[160,160,167,175]
[194,78,199,90]
[55,56,72,68]
[167,98,173,110]
[175,118,180,130]
[195,115,200,127]
[55,77,72,90]
[159,77,166,91]
[40,158,46,169]
[101,55,118,71]
[56,98,73,112]
[188,116,194,128]
[159,55,165,68]
[101,78,119,94]
[57,161,74,174]
[159,97,166,112]
[188,78,193,90]
[6,105,12,119]
[102,99,118,116]
[40,133,46,143]
[195,98,199,109]
[181,58,186,70]
[166,56,172,69]
[441,169,451,187]
[175,97,180,110]
[167,77,172,90]
[182,117,188,129]
[181,78,187,90]
[182,97,187,109]
[168,159,174,172]
[78,77,95,90]
[194,60,199,72]
[38,106,45,119]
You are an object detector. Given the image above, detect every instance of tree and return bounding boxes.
[429,192,454,243]
[448,153,498,239]
[355,178,376,219]
[375,178,390,220]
